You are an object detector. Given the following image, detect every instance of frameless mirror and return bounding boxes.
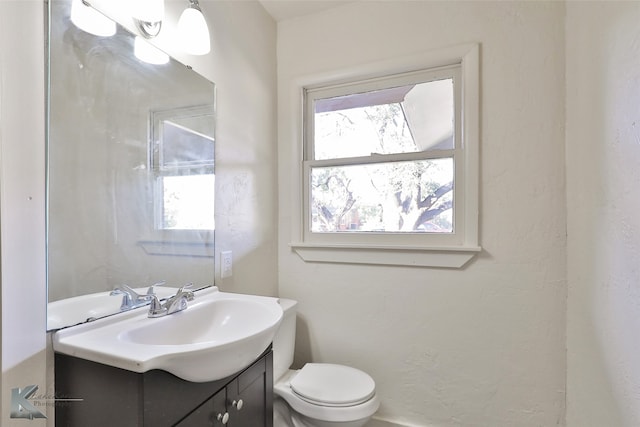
[47,0,216,330]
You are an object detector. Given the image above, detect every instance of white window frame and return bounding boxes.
[289,44,480,268]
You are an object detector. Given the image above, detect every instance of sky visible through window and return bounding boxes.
[162,174,215,230]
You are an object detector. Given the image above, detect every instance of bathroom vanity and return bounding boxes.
[55,348,273,427]
[52,288,283,426]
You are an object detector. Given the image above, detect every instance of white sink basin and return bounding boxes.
[48,287,180,330]
[119,298,278,346]
[53,287,283,382]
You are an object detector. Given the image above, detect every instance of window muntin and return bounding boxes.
[304,66,462,245]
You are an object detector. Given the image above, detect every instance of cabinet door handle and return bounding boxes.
[232,399,244,411]
[216,412,229,424]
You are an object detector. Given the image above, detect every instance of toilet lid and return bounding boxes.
[290,363,376,407]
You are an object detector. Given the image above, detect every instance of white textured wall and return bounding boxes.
[566,2,640,426]
[0,1,47,425]
[277,2,567,426]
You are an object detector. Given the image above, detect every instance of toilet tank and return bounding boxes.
[273,298,297,381]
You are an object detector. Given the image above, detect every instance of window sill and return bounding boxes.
[138,240,215,258]
[290,243,481,268]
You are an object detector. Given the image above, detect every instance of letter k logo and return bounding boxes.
[10,385,46,419]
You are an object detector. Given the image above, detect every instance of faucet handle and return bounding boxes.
[147,284,194,318]
[111,284,146,311]
[175,283,195,301]
[148,295,164,318]
[146,280,166,295]
[110,284,137,296]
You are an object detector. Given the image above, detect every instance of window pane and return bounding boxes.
[313,78,454,160]
[310,158,453,233]
[162,174,215,230]
[160,119,214,169]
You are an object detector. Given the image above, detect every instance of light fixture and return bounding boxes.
[177,0,210,55]
[132,0,165,38]
[70,0,116,37]
[134,37,169,65]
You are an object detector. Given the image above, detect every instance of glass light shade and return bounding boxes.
[178,7,210,55]
[134,37,169,65]
[70,0,116,37]
[132,0,164,23]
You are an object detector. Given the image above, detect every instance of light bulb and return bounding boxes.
[178,7,210,55]
[70,0,116,37]
[134,37,169,65]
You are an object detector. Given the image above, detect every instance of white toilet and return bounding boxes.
[273,299,380,427]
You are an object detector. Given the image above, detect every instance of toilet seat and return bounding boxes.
[274,365,380,423]
[290,363,376,407]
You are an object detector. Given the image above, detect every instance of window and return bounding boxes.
[291,44,480,268]
[306,68,458,240]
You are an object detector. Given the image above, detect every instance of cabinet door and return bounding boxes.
[165,350,272,427]
[175,388,227,427]
[227,353,272,427]
[227,377,264,426]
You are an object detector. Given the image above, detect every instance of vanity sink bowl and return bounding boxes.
[119,298,278,346]
[52,287,283,382]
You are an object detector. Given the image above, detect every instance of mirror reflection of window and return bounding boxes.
[151,106,215,231]
[160,174,215,230]
[160,119,215,167]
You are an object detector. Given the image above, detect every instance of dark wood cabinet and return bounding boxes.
[175,350,274,427]
[55,347,273,427]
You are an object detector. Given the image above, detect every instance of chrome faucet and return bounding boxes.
[110,281,165,311]
[148,284,195,318]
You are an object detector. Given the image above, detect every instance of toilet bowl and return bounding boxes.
[274,365,379,427]
[273,299,379,427]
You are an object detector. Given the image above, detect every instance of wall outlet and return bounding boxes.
[221,250,233,279]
